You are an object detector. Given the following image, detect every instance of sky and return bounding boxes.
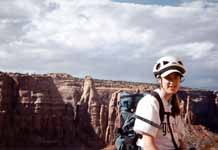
[0,0,218,90]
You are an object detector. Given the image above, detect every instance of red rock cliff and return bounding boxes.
[0,71,217,149]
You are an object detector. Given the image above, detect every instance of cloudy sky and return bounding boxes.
[0,0,218,90]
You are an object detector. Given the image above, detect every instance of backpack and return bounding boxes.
[115,91,179,150]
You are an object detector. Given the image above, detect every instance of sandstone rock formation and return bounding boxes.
[0,71,217,149]
[184,95,192,125]
[105,90,120,144]
[78,75,99,111]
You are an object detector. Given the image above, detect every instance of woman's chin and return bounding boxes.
[167,89,178,94]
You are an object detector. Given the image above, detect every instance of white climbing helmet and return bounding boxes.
[153,56,186,78]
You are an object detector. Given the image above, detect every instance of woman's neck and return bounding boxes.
[159,88,172,102]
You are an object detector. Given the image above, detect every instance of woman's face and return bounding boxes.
[159,72,181,94]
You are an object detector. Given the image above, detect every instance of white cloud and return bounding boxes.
[0,0,218,90]
[154,5,199,19]
[0,0,39,19]
[160,42,215,59]
[0,50,10,59]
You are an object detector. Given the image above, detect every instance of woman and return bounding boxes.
[133,56,187,150]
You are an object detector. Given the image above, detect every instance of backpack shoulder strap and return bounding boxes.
[150,91,165,122]
[134,114,161,129]
[134,91,164,129]
[151,92,179,149]
[166,112,179,149]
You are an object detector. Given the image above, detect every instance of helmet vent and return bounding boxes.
[156,63,160,70]
[178,61,183,65]
[163,61,169,65]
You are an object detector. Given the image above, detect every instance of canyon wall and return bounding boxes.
[0,71,217,149]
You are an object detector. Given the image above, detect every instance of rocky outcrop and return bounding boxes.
[105,90,119,145]
[0,71,217,149]
[180,90,218,132]
[74,75,107,148]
